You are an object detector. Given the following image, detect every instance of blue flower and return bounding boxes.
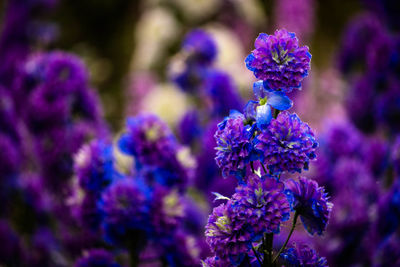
[280,243,328,267]
[285,177,332,235]
[244,81,293,129]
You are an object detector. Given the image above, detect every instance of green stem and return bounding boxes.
[272,211,299,263]
[252,244,263,266]
[261,161,268,175]
[263,233,273,266]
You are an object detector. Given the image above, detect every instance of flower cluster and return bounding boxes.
[285,177,332,235]
[245,29,311,93]
[204,30,331,266]
[280,243,328,267]
[172,29,243,118]
[339,13,400,134]
[67,113,206,266]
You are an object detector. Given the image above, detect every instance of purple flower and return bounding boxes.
[0,220,23,265]
[274,0,315,40]
[280,243,328,267]
[202,256,229,267]
[391,135,400,175]
[99,179,150,246]
[183,29,217,65]
[166,230,205,267]
[375,79,400,133]
[74,140,115,193]
[23,51,89,93]
[150,186,184,238]
[0,87,19,141]
[178,110,202,145]
[73,193,103,231]
[214,111,252,178]
[255,111,317,174]
[118,114,177,168]
[75,248,120,267]
[373,233,400,267]
[204,71,243,117]
[205,202,253,264]
[345,76,376,133]
[324,122,363,160]
[173,64,208,93]
[362,137,389,176]
[285,177,332,235]
[245,29,311,93]
[332,158,377,198]
[338,13,384,73]
[0,133,21,177]
[376,182,400,238]
[231,174,290,235]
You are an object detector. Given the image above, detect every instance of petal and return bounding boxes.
[244,100,258,121]
[267,91,293,110]
[253,80,266,99]
[245,54,256,71]
[256,104,272,129]
[117,133,133,155]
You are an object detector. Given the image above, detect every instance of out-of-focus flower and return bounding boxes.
[391,135,400,174]
[338,13,384,73]
[214,111,252,178]
[118,114,177,167]
[285,177,332,235]
[274,0,315,41]
[345,76,376,133]
[99,179,150,246]
[166,230,204,267]
[183,29,217,65]
[256,111,317,174]
[178,110,201,145]
[204,70,243,117]
[231,174,290,235]
[150,186,184,237]
[373,233,400,267]
[280,242,328,267]
[324,121,362,160]
[74,248,120,267]
[74,140,115,193]
[245,29,311,93]
[332,158,377,198]
[202,255,229,267]
[0,220,23,265]
[375,182,400,238]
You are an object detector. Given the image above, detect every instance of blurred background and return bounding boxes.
[1,0,400,266]
[10,0,365,129]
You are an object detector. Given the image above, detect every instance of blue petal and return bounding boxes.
[244,100,258,121]
[256,104,272,129]
[253,80,266,99]
[245,54,256,71]
[267,91,293,110]
[228,109,243,118]
[117,133,133,155]
[262,81,275,92]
